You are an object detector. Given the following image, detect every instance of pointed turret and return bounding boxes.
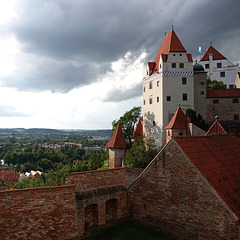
[132,117,143,139]
[106,122,126,168]
[165,107,188,143]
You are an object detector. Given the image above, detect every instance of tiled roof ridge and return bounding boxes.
[200,45,226,61]
[207,89,240,98]
[106,122,126,149]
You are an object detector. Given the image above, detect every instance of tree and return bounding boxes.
[206,75,227,90]
[112,106,141,147]
[186,108,208,131]
[124,137,159,169]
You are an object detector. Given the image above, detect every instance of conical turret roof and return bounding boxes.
[165,107,188,130]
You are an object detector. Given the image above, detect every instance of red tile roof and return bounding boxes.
[0,171,19,183]
[150,30,187,75]
[106,122,126,149]
[165,107,188,129]
[148,62,155,70]
[175,135,240,219]
[133,117,143,139]
[205,121,227,135]
[187,53,193,62]
[200,45,226,61]
[237,72,240,78]
[207,89,240,98]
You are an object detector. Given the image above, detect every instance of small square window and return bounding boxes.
[179,130,183,136]
[183,93,187,101]
[172,63,176,68]
[213,99,219,104]
[234,114,239,120]
[149,81,152,89]
[200,91,204,95]
[233,99,239,103]
[179,63,184,68]
[200,81,204,85]
[229,84,234,89]
[182,77,187,84]
[167,96,171,101]
[205,64,209,69]
[217,63,222,68]
[149,98,152,104]
[220,72,225,77]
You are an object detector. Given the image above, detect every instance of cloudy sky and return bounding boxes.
[0,0,239,129]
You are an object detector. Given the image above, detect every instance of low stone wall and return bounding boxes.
[0,185,79,240]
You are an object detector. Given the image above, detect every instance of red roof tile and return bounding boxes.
[237,72,240,78]
[187,53,193,62]
[151,30,186,74]
[175,135,240,219]
[148,62,155,70]
[133,117,143,139]
[205,121,227,135]
[200,45,226,61]
[0,171,19,183]
[165,107,188,129]
[106,122,126,149]
[207,89,240,98]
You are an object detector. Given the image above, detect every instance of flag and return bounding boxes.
[198,47,201,53]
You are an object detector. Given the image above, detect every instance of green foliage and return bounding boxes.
[185,108,208,131]
[124,137,159,169]
[206,75,227,90]
[112,107,141,146]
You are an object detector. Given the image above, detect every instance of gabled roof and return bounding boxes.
[175,135,240,219]
[133,117,143,139]
[205,121,227,136]
[0,171,19,182]
[200,45,226,61]
[237,72,240,78]
[150,30,187,75]
[106,122,126,149]
[207,89,240,98]
[165,107,188,129]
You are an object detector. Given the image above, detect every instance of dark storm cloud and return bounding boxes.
[3,0,240,95]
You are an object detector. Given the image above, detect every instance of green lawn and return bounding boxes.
[81,220,175,240]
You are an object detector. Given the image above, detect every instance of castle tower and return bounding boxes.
[143,27,194,147]
[106,122,126,168]
[165,106,188,143]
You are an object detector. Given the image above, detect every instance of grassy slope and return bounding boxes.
[82,220,175,240]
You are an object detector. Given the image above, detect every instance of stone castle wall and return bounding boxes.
[128,140,239,240]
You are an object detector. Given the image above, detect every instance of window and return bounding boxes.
[149,81,152,89]
[229,84,234,89]
[167,96,171,101]
[234,114,239,120]
[157,97,159,102]
[143,100,145,105]
[205,64,209,69]
[233,98,239,103]
[200,91,204,95]
[159,64,161,68]
[172,63,176,68]
[220,72,225,77]
[143,87,145,92]
[147,71,148,75]
[168,130,170,136]
[200,81,204,85]
[182,77,187,84]
[213,99,219,104]
[182,93,187,101]
[153,121,156,126]
[180,54,182,56]
[157,81,159,87]
[149,98,152,104]
[217,63,222,68]
[179,63,184,68]
[179,130,183,136]
[173,54,176,56]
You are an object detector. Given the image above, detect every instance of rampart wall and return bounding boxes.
[0,185,79,240]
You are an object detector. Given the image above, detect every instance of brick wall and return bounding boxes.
[66,167,126,191]
[0,185,79,240]
[128,140,239,240]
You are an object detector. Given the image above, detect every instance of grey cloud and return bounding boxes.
[101,83,142,102]
[3,0,240,95]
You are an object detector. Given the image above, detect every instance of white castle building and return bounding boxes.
[199,45,240,89]
[142,27,194,147]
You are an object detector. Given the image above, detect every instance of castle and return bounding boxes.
[1,28,240,240]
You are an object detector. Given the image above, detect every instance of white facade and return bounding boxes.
[143,52,194,147]
[200,52,240,89]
